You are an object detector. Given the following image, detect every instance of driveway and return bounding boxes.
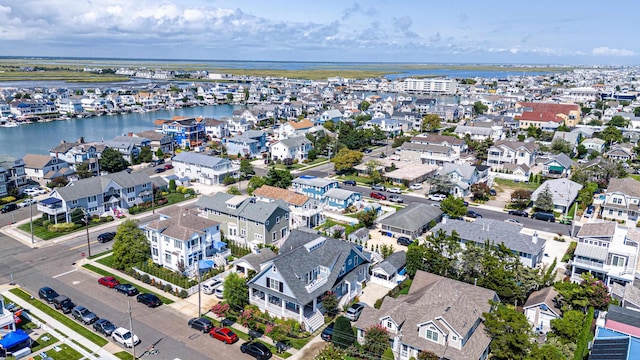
[359,282,390,307]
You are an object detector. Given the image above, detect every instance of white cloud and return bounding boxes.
[592,47,636,57]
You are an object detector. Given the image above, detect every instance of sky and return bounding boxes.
[0,0,638,65]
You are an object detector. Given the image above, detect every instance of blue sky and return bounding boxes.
[0,0,637,65]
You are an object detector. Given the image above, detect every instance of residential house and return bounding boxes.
[379,203,443,240]
[409,134,467,157]
[347,227,369,244]
[571,222,638,286]
[247,230,370,332]
[610,280,640,311]
[453,122,503,142]
[551,131,581,152]
[252,185,323,229]
[172,152,239,185]
[383,163,438,187]
[0,167,8,197]
[0,158,26,190]
[56,99,84,114]
[142,206,227,274]
[354,270,496,360]
[230,248,277,277]
[22,154,75,185]
[516,102,581,127]
[399,142,459,165]
[50,140,98,168]
[370,251,407,289]
[270,136,313,161]
[0,294,17,337]
[279,119,315,139]
[226,130,267,158]
[133,130,173,156]
[103,136,151,163]
[202,118,229,139]
[318,109,343,123]
[517,111,565,130]
[582,138,605,153]
[292,176,339,201]
[431,218,546,268]
[363,118,406,137]
[606,144,634,162]
[38,171,154,222]
[154,116,206,148]
[195,193,291,246]
[439,163,479,198]
[601,178,640,223]
[323,188,361,210]
[491,163,531,182]
[523,287,563,334]
[226,116,252,135]
[487,140,538,169]
[591,306,640,360]
[541,153,574,178]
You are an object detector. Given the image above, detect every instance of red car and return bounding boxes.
[209,327,239,344]
[370,192,386,200]
[164,164,173,170]
[98,276,120,288]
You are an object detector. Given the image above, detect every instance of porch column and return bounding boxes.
[281,298,285,316]
[313,297,317,312]
[299,304,303,322]
[264,293,268,309]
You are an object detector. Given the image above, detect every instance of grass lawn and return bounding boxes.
[318,219,362,236]
[336,174,373,185]
[630,174,640,182]
[82,263,174,305]
[18,219,115,240]
[31,332,59,352]
[42,343,83,360]
[274,163,304,170]
[114,351,133,360]
[493,178,541,192]
[87,249,112,260]
[8,288,109,347]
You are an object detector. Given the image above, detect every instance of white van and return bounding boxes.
[202,278,222,295]
[215,285,224,299]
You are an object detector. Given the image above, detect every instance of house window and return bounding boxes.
[272,232,277,241]
[71,200,78,205]
[281,227,288,238]
[127,197,136,202]
[612,255,626,267]
[386,320,393,329]
[613,197,622,204]
[165,253,172,262]
[276,216,280,224]
[285,213,289,220]
[88,195,97,202]
[255,234,263,240]
[174,240,182,249]
[152,248,158,256]
[426,327,439,342]
[241,229,247,237]
[151,235,157,243]
[618,210,623,216]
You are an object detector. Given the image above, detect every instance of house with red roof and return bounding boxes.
[516,102,581,128]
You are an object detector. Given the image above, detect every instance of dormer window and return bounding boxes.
[426,326,439,342]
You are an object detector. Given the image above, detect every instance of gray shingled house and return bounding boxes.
[379,203,443,239]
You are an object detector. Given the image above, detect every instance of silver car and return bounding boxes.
[345,303,367,321]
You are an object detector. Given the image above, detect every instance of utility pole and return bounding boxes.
[85,211,91,257]
[571,202,578,237]
[128,301,136,360]
[29,196,34,244]
[196,264,202,318]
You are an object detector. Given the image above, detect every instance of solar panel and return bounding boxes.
[590,338,629,360]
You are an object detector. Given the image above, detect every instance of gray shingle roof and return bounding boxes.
[323,188,358,200]
[440,163,477,182]
[531,179,582,208]
[431,218,545,255]
[374,251,406,275]
[172,152,233,169]
[195,193,290,223]
[292,176,337,188]
[53,171,152,202]
[232,248,277,272]
[277,136,311,149]
[379,203,443,232]
[546,153,574,169]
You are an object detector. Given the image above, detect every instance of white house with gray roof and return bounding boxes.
[379,203,443,240]
[38,171,153,222]
[270,136,313,161]
[172,152,239,185]
[247,229,370,332]
[541,153,574,178]
[531,178,582,214]
[195,193,291,246]
[230,248,277,277]
[439,163,479,198]
[292,176,339,201]
[371,251,407,288]
[430,218,546,268]
[601,177,640,223]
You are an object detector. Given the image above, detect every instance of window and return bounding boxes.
[88,195,97,202]
[127,197,136,202]
[281,227,288,238]
[241,229,246,236]
[386,320,393,329]
[127,186,134,193]
[165,253,172,262]
[152,248,158,256]
[613,197,623,204]
[276,216,281,224]
[426,327,439,342]
[267,277,284,292]
[71,200,78,205]
[272,232,277,241]
[285,213,289,220]
[255,234,263,240]
[612,255,626,267]
[151,235,157,243]
[174,240,182,249]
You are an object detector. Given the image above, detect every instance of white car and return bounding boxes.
[22,188,38,196]
[505,218,523,226]
[18,198,37,208]
[409,183,423,190]
[112,327,140,348]
[388,187,402,194]
[427,193,447,202]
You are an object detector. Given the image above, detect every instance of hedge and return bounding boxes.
[573,307,595,360]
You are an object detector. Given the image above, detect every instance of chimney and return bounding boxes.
[128,132,133,137]
[532,231,538,244]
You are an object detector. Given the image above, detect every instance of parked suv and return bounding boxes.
[427,193,447,202]
[97,232,116,243]
[371,184,386,191]
[188,317,213,333]
[1,203,17,213]
[93,318,117,336]
[71,305,99,324]
[52,295,74,314]
[38,287,59,304]
[345,303,367,321]
[397,236,413,246]
[532,212,556,222]
[342,180,356,186]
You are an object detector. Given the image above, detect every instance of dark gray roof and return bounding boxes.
[545,153,574,169]
[278,136,311,148]
[53,171,152,202]
[379,203,443,231]
[607,304,640,329]
[431,218,545,255]
[233,248,277,272]
[374,251,406,275]
[195,193,290,223]
[172,152,233,169]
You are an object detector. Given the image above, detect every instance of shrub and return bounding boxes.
[48,222,78,233]
[178,290,188,298]
[1,196,16,204]
[374,298,384,309]
[163,284,173,292]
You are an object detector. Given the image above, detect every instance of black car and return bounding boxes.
[240,341,272,360]
[38,287,59,303]
[188,317,213,333]
[154,167,166,173]
[363,148,372,154]
[342,180,357,186]
[97,232,116,243]
[136,293,162,308]
[52,295,74,314]
[397,236,413,246]
[321,323,334,341]
[93,318,117,336]
[466,210,482,218]
[1,203,17,213]
[508,210,529,217]
[114,284,139,296]
[532,212,556,222]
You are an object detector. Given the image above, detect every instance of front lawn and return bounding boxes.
[493,178,541,192]
[18,216,115,240]
[336,174,373,185]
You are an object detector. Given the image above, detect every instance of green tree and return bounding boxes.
[423,229,461,277]
[321,291,338,317]
[75,162,93,179]
[99,147,130,173]
[418,351,440,360]
[247,175,266,195]
[550,139,573,156]
[421,114,441,132]
[609,115,628,127]
[526,344,567,360]
[406,243,425,277]
[534,184,555,212]
[634,107,640,117]
[428,175,455,195]
[227,186,241,195]
[470,182,491,201]
[169,179,177,192]
[440,196,467,218]
[596,125,623,144]
[332,316,355,349]
[155,148,164,158]
[363,324,389,360]
[139,146,153,163]
[240,159,255,177]
[356,209,378,228]
[473,101,488,115]
[331,148,363,173]
[264,168,293,188]
[359,101,371,111]
[550,310,584,343]
[112,219,150,270]
[392,135,411,148]
[576,144,587,158]
[223,272,248,311]
[483,303,534,360]
[313,344,346,360]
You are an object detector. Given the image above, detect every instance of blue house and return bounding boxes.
[155,117,206,148]
[292,176,339,200]
[225,130,267,158]
[318,109,343,124]
[323,188,361,210]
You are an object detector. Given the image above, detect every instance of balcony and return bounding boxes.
[571,258,604,269]
[37,198,65,215]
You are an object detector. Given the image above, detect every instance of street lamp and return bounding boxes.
[79,208,92,258]
[29,195,34,244]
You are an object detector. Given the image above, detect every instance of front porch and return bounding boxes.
[249,289,326,332]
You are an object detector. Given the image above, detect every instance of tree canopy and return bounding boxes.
[483,303,534,360]
[75,162,93,179]
[112,219,150,270]
[473,101,488,115]
[363,324,389,360]
[99,147,129,173]
[550,139,573,156]
[332,316,355,349]
[440,196,467,218]
[421,114,441,132]
[264,168,293,189]
[223,272,249,311]
[331,148,363,173]
[534,184,554,212]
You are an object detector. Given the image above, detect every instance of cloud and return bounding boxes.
[592,47,636,57]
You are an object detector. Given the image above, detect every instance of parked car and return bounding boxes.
[201,278,223,295]
[388,187,402,194]
[154,167,166,173]
[585,206,595,218]
[38,287,59,303]
[98,276,120,288]
[114,284,139,296]
[97,232,116,243]
[215,285,225,299]
[240,341,272,360]
[489,189,497,196]
[342,180,356,186]
[152,159,165,166]
[466,210,482,218]
[18,198,36,208]
[388,195,403,203]
[363,148,372,154]
[371,184,386,191]
[52,295,74,314]
[321,323,334,341]
[370,192,386,200]
[397,236,413,246]
[345,303,367,321]
[112,327,140,348]
[1,203,17,213]
[532,212,556,222]
[409,183,423,190]
[93,318,117,336]
[136,293,162,308]
[505,218,523,226]
[508,210,529,217]
[427,193,446,202]
[209,327,239,344]
[71,305,99,325]
[164,164,174,170]
[188,317,213,333]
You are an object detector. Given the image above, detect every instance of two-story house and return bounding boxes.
[582,138,605,153]
[516,102,581,128]
[142,206,227,274]
[195,193,291,246]
[202,117,229,139]
[0,294,17,337]
[363,118,407,137]
[154,116,206,148]
[487,140,538,169]
[354,270,497,360]
[571,222,639,286]
[531,179,582,214]
[22,154,75,185]
[172,152,239,185]
[225,130,267,158]
[430,218,546,268]
[0,167,8,197]
[270,136,313,162]
[103,136,151,163]
[0,158,27,191]
[541,153,574,178]
[247,230,370,332]
[38,171,154,222]
[602,178,640,223]
[399,142,459,166]
[133,130,173,156]
[439,163,479,198]
[606,144,634,162]
[279,119,315,139]
[50,140,98,170]
[292,176,339,201]
[252,185,324,229]
[322,188,362,210]
[409,134,467,157]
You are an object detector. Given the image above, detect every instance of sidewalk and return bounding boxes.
[0,285,121,360]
